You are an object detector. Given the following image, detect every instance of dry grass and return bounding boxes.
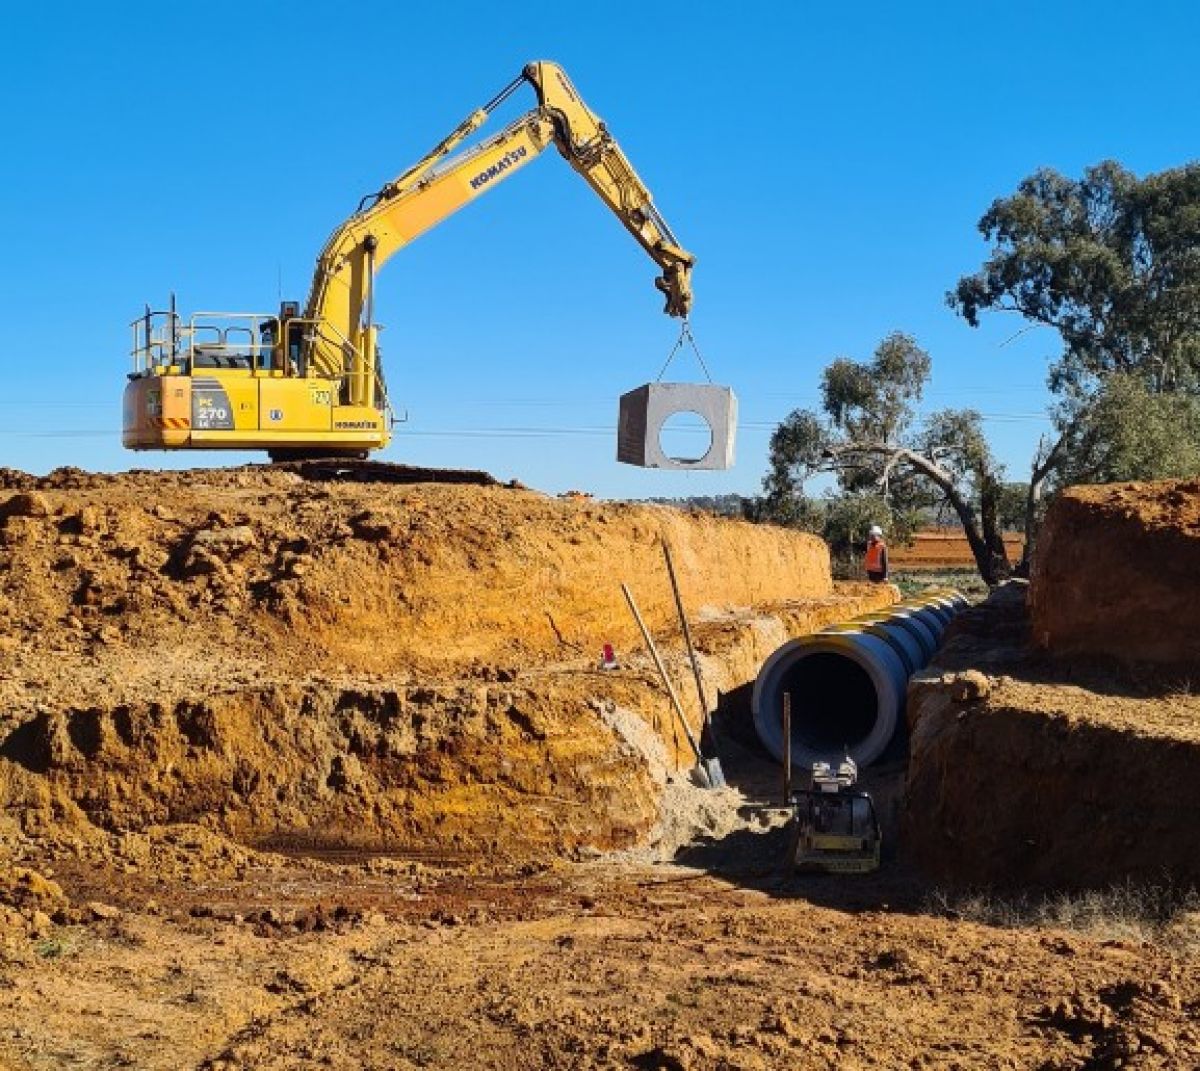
[893,567,989,600]
[925,879,1200,953]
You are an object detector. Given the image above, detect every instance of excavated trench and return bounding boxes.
[3,608,908,862]
[902,484,1200,890]
[11,467,1190,892]
[750,595,967,769]
[904,582,1200,890]
[0,467,899,864]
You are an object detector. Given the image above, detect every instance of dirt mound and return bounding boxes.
[1031,479,1200,666]
[905,583,1200,890]
[0,464,831,677]
[0,465,892,863]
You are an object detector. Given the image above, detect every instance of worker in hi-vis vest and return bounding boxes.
[864,525,889,583]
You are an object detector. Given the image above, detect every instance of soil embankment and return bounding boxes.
[0,466,890,862]
[1030,478,1200,666]
[905,585,1200,890]
[906,480,1199,889]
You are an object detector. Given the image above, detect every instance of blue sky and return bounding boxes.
[2,1,1197,497]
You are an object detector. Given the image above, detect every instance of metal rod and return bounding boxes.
[621,583,703,763]
[483,73,527,114]
[782,691,792,804]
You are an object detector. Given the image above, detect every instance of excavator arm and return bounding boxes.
[522,61,694,319]
[304,61,695,404]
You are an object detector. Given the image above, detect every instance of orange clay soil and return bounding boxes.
[1030,478,1200,666]
[2,466,1198,1070]
[0,464,893,864]
[2,850,1198,1071]
[906,582,1200,890]
[889,527,1025,570]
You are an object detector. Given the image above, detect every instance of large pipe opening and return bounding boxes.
[780,653,877,752]
[751,594,966,770]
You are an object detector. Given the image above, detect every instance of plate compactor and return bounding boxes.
[786,757,881,874]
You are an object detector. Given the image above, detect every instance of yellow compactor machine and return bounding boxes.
[787,758,881,874]
[123,62,694,461]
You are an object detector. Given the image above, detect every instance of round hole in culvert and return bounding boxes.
[779,653,878,754]
[658,410,713,464]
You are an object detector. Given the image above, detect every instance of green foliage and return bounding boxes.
[950,160,1200,397]
[761,332,1014,585]
[639,494,755,518]
[1059,374,1200,485]
[951,159,1200,489]
[822,332,931,442]
[35,937,66,959]
[995,483,1029,532]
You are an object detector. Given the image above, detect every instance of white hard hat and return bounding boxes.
[868,525,883,537]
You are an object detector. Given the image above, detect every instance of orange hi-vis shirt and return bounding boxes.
[865,539,887,573]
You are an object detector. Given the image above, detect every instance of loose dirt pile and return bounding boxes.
[1031,478,1200,666]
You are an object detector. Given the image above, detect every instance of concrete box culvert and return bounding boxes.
[753,595,965,770]
[616,382,738,470]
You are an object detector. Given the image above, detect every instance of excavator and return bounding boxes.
[122,62,695,461]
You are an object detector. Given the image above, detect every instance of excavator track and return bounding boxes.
[271,458,499,487]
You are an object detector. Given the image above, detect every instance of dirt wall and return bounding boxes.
[0,466,890,860]
[0,467,831,678]
[904,584,1200,890]
[1030,479,1200,666]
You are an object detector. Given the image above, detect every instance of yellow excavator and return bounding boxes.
[123,61,695,461]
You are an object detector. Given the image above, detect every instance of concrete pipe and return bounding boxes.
[929,590,970,611]
[894,603,951,642]
[902,598,954,627]
[915,591,969,616]
[752,631,910,769]
[853,609,939,661]
[875,604,947,651]
[752,593,965,770]
[820,619,925,675]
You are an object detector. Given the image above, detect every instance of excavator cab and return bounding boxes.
[122,300,393,460]
[257,305,308,376]
[786,759,881,874]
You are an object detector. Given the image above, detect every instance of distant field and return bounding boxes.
[891,527,1024,569]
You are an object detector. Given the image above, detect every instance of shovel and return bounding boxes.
[660,541,727,788]
[621,583,715,788]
